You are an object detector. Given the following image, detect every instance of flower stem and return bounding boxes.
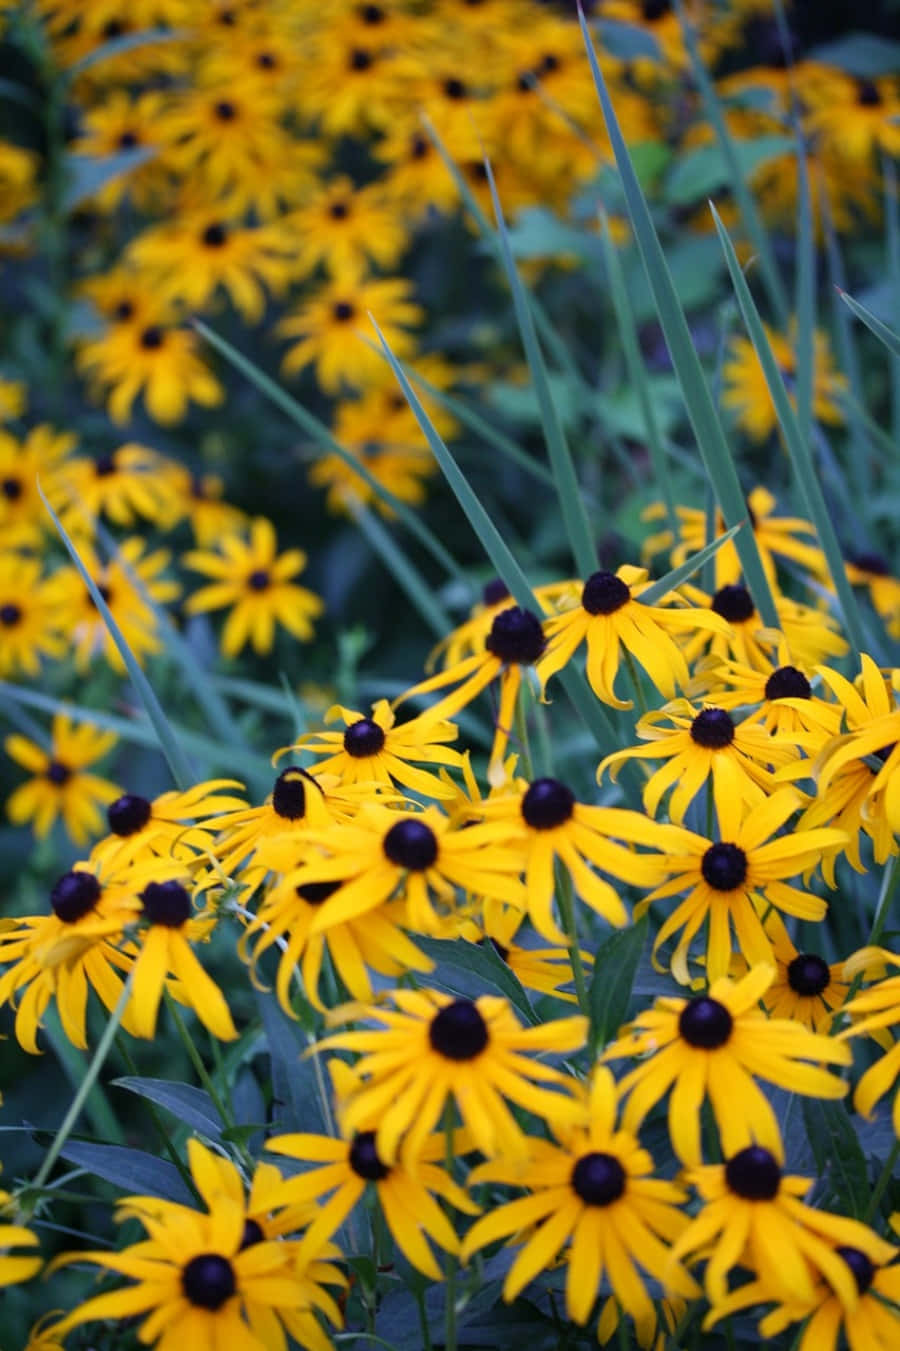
[555,864,590,1018]
[164,991,234,1131]
[30,971,135,1195]
[868,853,900,949]
[443,1099,458,1351]
[864,1138,900,1225]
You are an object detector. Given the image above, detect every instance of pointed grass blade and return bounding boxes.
[710,205,866,658]
[39,485,194,789]
[639,522,742,606]
[578,6,780,629]
[352,505,451,638]
[794,138,815,454]
[483,158,597,580]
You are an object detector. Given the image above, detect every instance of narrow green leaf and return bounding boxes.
[62,148,154,213]
[794,132,815,454]
[883,155,900,446]
[194,320,467,586]
[59,1142,195,1204]
[66,26,183,76]
[639,522,742,606]
[802,1099,869,1218]
[38,484,194,789]
[598,215,676,535]
[823,197,872,503]
[578,11,780,630]
[837,287,900,360]
[112,1078,223,1139]
[416,938,536,1025]
[673,0,789,327]
[352,505,451,638]
[589,918,647,1053]
[484,159,597,580]
[256,992,330,1136]
[808,32,900,76]
[665,136,793,207]
[370,316,618,752]
[710,205,866,658]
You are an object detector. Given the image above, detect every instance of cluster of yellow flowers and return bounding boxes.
[2,477,900,1348]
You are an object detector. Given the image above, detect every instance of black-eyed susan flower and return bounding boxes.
[839,947,900,1133]
[285,177,409,281]
[0,1187,41,1287]
[460,899,591,1005]
[319,986,587,1166]
[282,801,525,938]
[757,914,851,1034]
[5,714,121,846]
[846,550,900,639]
[268,1110,477,1278]
[397,603,547,783]
[92,779,247,870]
[289,699,464,798]
[598,699,798,826]
[721,322,846,443]
[184,517,323,659]
[167,468,247,546]
[53,537,179,673]
[633,787,845,984]
[807,73,900,165]
[0,859,154,1051]
[57,442,182,531]
[473,773,676,944]
[708,1238,900,1348]
[71,88,172,210]
[603,964,851,1165]
[0,376,26,422]
[243,870,432,1012]
[211,766,355,879]
[278,275,423,395]
[687,646,843,744]
[677,582,849,672]
[48,1137,346,1351]
[0,553,67,677]
[0,423,77,548]
[460,1068,699,1340]
[534,565,729,709]
[292,17,401,137]
[427,578,571,672]
[671,1142,896,1309]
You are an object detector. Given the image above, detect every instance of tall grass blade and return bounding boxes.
[195,320,466,586]
[38,485,195,789]
[883,155,900,446]
[673,0,789,327]
[710,205,867,659]
[822,196,871,502]
[370,316,618,751]
[639,522,742,606]
[836,288,900,360]
[578,7,780,629]
[598,214,676,536]
[352,505,451,639]
[794,139,815,453]
[483,159,597,580]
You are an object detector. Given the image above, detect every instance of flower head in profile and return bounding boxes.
[212,766,355,879]
[535,564,728,709]
[845,548,900,639]
[48,1136,346,1351]
[672,1139,896,1309]
[721,322,846,443]
[0,1186,42,1287]
[5,714,120,846]
[91,779,247,870]
[318,986,587,1167]
[460,1068,699,1342]
[839,946,900,1133]
[185,517,323,658]
[603,964,851,1165]
[56,442,183,531]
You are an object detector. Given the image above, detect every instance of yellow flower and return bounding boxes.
[806,73,900,165]
[318,986,587,1166]
[185,517,323,658]
[0,553,68,677]
[56,442,183,531]
[5,714,120,846]
[0,1187,41,1287]
[284,177,409,281]
[839,947,900,1134]
[757,913,851,1034]
[71,89,172,210]
[846,549,900,639]
[91,779,247,870]
[0,423,78,547]
[278,275,423,395]
[686,647,843,745]
[603,964,851,1166]
[0,376,26,421]
[721,323,847,443]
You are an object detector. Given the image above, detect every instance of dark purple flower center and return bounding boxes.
[485,606,546,665]
[764,665,811,700]
[521,778,575,829]
[349,47,372,71]
[581,570,630,616]
[690,708,735,748]
[482,578,510,607]
[141,880,192,928]
[571,1152,626,1206]
[329,201,350,220]
[383,818,438,871]
[295,880,340,905]
[94,453,116,476]
[333,301,355,321]
[271,769,313,820]
[642,0,671,19]
[787,953,830,997]
[349,1130,391,1180]
[857,80,881,107]
[443,77,467,100]
[0,603,21,626]
[247,569,270,591]
[701,843,748,891]
[214,100,237,121]
[711,585,755,624]
[202,222,227,247]
[139,325,164,350]
[343,718,386,757]
[50,870,102,923]
[678,996,733,1049]
[852,551,889,576]
[724,1146,781,1201]
[1,477,22,500]
[429,998,489,1060]
[107,793,152,836]
[45,760,71,786]
[239,1218,264,1249]
[837,1246,875,1294]
[182,1254,236,1309]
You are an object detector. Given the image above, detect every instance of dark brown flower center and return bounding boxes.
[181,1254,236,1309]
[711,585,755,624]
[141,880,192,927]
[51,870,101,923]
[349,47,373,71]
[45,760,72,786]
[349,1130,391,1180]
[482,578,509,607]
[787,953,830,996]
[239,1218,264,1249]
[333,301,356,321]
[107,793,152,836]
[383,818,438,870]
[343,718,386,757]
[295,880,340,905]
[857,80,881,107]
[582,570,630,616]
[678,996,733,1048]
[690,708,735,748]
[0,603,22,626]
[214,100,237,121]
[271,769,312,820]
[485,606,545,665]
[701,843,747,891]
[202,222,227,247]
[764,665,811,700]
[139,325,164,350]
[1,477,22,500]
[571,1152,626,1206]
[837,1246,875,1294]
[247,569,270,591]
[724,1146,781,1200]
[521,778,575,829]
[852,551,890,576]
[429,998,488,1060]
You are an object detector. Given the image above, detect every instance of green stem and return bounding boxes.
[864,1138,900,1225]
[622,647,649,716]
[513,685,535,781]
[44,1008,124,1145]
[555,866,590,1018]
[164,992,233,1130]
[443,1099,458,1351]
[868,853,900,950]
[30,971,134,1194]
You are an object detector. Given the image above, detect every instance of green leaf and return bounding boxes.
[112,1078,223,1138]
[589,918,647,1053]
[415,938,537,1025]
[595,18,661,59]
[838,288,900,360]
[808,32,900,76]
[801,1100,869,1218]
[578,11,780,629]
[256,992,330,1136]
[67,26,183,75]
[38,486,195,789]
[59,1142,195,1204]
[352,506,449,639]
[62,148,154,213]
[638,522,742,606]
[666,137,793,207]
